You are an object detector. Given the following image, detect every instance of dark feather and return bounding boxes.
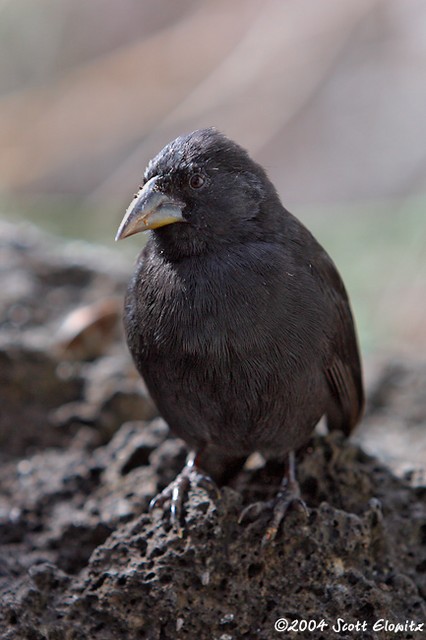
[121,128,364,471]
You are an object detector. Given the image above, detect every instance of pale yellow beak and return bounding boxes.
[115,176,184,241]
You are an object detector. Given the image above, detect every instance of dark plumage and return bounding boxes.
[116,128,364,537]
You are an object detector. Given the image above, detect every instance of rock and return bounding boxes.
[0,222,425,639]
[55,298,122,361]
[0,435,425,640]
[357,360,426,482]
[0,340,84,457]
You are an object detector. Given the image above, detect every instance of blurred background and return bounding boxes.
[1,0,425,362]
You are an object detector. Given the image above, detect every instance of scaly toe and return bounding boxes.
[261,492,309,547]
[238,499,275,525]
[149,463,219,533]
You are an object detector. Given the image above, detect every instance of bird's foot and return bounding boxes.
[238,498,275,524]
[149,453,219,536]
[260,475,308,547]
[239,451,309,546]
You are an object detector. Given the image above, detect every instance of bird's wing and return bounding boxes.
[313,248,364,435]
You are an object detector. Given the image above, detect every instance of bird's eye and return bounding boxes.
[189,174,205,189]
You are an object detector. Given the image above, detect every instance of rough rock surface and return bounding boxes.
[0,222,425,639]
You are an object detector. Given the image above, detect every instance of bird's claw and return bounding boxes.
[260,479,309,547]
[238,499,275,525]
[149,473,190,535]
[239,463,309,547]
[149,462,219,534]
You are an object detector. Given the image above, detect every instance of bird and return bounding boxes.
[115,127,364,543]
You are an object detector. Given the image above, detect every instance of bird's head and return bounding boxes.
[115,128,280,258]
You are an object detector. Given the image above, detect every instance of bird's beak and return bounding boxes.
[115,175,184,241]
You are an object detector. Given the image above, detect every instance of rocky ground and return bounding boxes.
[0,221,425,640]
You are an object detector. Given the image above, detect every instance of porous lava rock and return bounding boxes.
[0,222,424,639]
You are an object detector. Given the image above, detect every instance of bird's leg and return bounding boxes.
[149,450,219,534]
[239,451,308,546]
[261,451,308,546]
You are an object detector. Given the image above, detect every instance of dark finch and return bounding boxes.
[116,128,364,541]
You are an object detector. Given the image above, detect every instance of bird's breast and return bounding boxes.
[126,243,325,370]
[136,265,272,362]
